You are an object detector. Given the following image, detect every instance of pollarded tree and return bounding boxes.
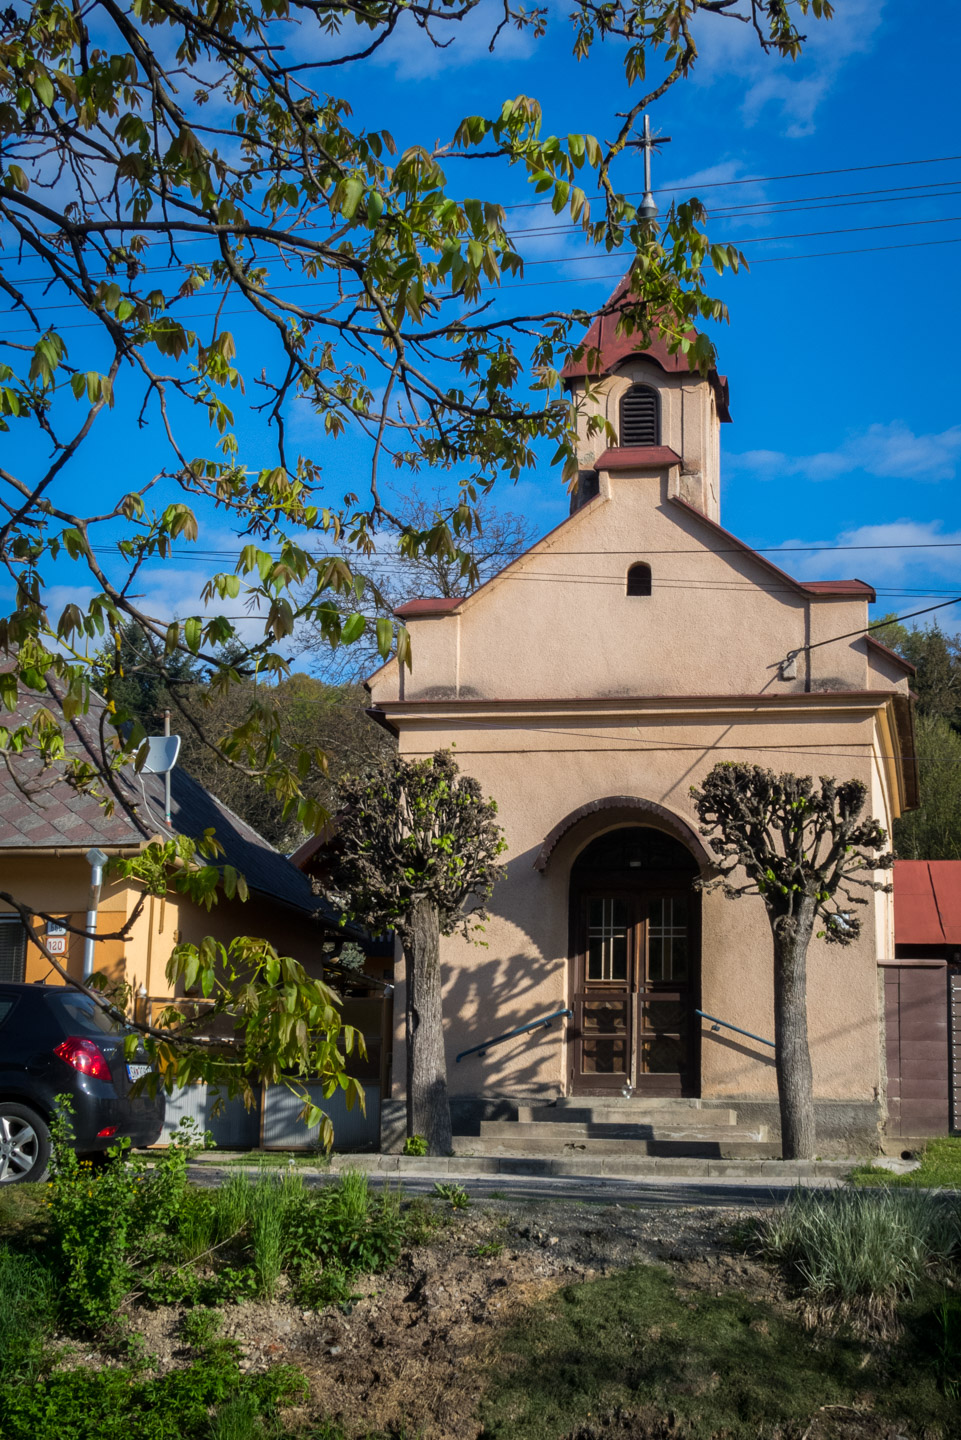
[326,750,506,1154]
[691,765,893,1161]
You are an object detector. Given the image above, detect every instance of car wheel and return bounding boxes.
[0,1104,51,1184]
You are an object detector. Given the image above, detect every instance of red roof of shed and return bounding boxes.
[894,860,961,946]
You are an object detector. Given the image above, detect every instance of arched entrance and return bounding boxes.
[569,826,700,1097]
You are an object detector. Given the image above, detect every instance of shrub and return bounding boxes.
[48,1100,139,1332]
[402,1135,428,1156]
[284,1171,404,1306]
[758,1188,961,1322]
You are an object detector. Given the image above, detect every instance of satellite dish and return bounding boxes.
[142,735,182,775]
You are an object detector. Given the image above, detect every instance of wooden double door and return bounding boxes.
[570,883,699,1096]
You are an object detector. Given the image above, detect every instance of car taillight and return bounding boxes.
[97,1126,117,1138]
[54,1036,112,1082]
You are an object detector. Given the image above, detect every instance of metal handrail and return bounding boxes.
[455,1008,573,1063]
[695,1008,775,1049]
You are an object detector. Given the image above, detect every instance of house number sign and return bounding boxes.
[45,919,68,956]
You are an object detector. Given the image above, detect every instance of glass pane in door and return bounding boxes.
[648,896,688,982]
[586,898,629,981]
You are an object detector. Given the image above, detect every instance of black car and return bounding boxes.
[0,983,165,1183]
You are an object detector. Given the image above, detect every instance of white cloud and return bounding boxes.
[730,422,961,484]
[367,5,535,81]
[778,519,961,588]
[693,0,885,137]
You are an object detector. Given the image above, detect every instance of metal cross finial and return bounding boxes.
[629,113,672,223]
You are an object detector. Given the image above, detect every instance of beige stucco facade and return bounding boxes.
[368,352,916,1147]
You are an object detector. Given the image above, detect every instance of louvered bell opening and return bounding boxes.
[619,386,659,447]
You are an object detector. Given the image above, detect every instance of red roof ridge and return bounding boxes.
[393,596,464,619]
[864,635,916,675]
[595,446,682,471]
[667,497,877,601]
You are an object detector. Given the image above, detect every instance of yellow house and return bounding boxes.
[364,285,919,1154]
[0,668,387,1148]
[0,668,343,994]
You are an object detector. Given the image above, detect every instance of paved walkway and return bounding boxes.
[189,1161,843,1209]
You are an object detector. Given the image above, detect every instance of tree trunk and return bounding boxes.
[771,901,816,1160]
[403,897,453,1156]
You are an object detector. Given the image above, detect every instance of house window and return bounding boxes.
[619,384,659,447]
[626,562,652,596]
[0,917,27,983]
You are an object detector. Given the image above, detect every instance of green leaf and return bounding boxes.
[341,611,365,645]
[376,616,393,658]
[183,616,202,652]
[341,177,364,219]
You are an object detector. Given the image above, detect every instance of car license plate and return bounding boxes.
[126,1063,151,1081]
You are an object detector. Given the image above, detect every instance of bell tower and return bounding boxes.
[562,290,730,525]
[561,119,730,524]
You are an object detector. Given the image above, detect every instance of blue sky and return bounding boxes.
[6,0,961,652]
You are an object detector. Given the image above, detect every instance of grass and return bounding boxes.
[850,1136,961,1188]
[756,1187,960,1321]
[478,1262,960,1440]
[0,1246,56,1382]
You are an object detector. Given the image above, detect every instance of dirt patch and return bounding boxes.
[65,1198,783,1440]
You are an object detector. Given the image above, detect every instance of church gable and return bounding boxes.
[369,468,877,706]
[367,278,894,711]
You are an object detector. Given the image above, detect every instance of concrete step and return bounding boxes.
[453,1135,783,1160]
[551,1097,725,1111]
[518,1105,739,1128]
[479,1121,770,1143]
[251,1152,855,1181]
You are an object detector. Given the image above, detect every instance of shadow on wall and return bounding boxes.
[435,842,573,1132]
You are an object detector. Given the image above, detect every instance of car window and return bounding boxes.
[51,991,127,1036]
[0,998,14,1028]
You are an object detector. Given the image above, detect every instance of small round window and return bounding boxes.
[626,562,652,597]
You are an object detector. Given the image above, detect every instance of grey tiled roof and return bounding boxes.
[0,663,336,921]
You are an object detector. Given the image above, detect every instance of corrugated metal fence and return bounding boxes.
[159,1081,381,1151]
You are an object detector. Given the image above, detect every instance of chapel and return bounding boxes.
[364,274,919,1153]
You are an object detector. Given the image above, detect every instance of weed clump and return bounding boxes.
[757,1187,961,1325]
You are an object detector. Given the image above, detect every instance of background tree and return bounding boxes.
[892,713,961,861]
[691,764,893,1160]
[872,617,961,859]
[300,491,538,683]
[325,750,506,1154]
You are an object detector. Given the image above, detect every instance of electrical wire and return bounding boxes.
[9,211,961,325]
[88,540,961,560]
[5,232,961,339]
[497,152,961,212]
[6,179,960,291]
[784,596,961,662]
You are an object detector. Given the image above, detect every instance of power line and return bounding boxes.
[498,153,961,212]
[11,211,961,325]
[506,182,961,240]
[88,540,961,560]
[6,178,959,290]
[789,596,961,661]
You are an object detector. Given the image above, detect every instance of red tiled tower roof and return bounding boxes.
[561,273,731,421]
